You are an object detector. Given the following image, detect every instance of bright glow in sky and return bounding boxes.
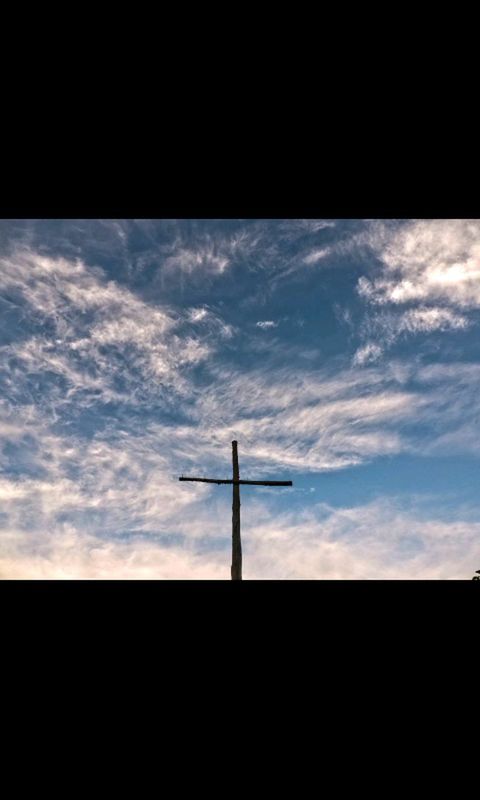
[1,219,480,579]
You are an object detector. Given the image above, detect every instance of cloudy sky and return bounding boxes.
[1,218,479,579]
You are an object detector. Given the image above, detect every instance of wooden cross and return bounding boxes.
[179,440,293,580]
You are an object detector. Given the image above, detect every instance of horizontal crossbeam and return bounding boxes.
[178,477,292,486]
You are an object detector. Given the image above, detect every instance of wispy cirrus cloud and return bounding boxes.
[2,487,478,579]
[186,306,235,338]
[348,220,480,364]
[353,306,470,365]
[303,247,331,265]
[2,222,480,580]
[360,219,480,308]
[352,343,383,366]
[8,332,479,577]
[395,306,469,333]
[186,361,422,473]
[0,249,234,410]
[162,244,230,277]
[0,524,228,579]
[1,382,474,580]
[242,496,480,579]
[279,220,336,235]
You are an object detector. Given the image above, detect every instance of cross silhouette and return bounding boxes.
[179,440,293,580]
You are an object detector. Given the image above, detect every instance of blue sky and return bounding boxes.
[1,218,480,578]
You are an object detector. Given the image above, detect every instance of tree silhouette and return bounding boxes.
[472,570,480,581]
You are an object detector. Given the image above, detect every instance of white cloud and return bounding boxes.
[351,220,480,360]
[188,308,209,322]
[354,306,470,363]
[358,219,480,309]
[2,338,480,578]
[353,343,383,366]
[2,491,478,579]
[0,249,218,408]
[187,306,234,338]
[0,351,436,576]
[0,525,228,579]
[281,220,336,234]
[242,497,480,579]
[188,362,423,473]
[398,307,469,333]
[2,244,478,485]
[303,247,331,265]
[256,320,278,329]
[3,229,480,579]
[162,244,230,276]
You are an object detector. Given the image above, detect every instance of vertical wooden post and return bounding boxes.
[231,440,242,580]
[179,441,292,578]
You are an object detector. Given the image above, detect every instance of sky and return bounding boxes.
[1,218,480,579]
